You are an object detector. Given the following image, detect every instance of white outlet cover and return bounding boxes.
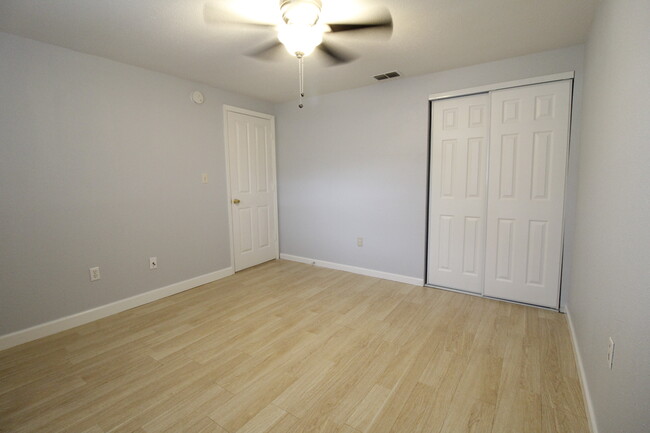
[89,266,100,281]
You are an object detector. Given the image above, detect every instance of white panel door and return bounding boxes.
[427,94,490,293]
[484,80,572,307]
[226,109,278,271]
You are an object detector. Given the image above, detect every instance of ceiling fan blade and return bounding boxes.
[246,40,287,61]
[203,4,275,29]
[316,42,357,65]
[326,9,393,36]
[328,22,392,33]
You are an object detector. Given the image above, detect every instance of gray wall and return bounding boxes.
[567,1,650,432]
[276,45,584,299]
[0,32,273,335]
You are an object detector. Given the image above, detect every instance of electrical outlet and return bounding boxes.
[607,337,615,369]
[149,257,158,270]
[357,237,363,247]
[89,266,101,282]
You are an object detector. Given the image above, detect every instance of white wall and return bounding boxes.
[276,45,584,298]
[0,32,273,337]
[567,1,650,432]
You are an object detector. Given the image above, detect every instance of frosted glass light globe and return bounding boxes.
[278,23,324,56]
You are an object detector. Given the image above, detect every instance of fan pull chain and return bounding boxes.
[297,52,304,109]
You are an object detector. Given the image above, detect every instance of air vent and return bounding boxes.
[373,71,401,81]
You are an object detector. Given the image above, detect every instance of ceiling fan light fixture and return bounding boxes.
[280,0,323,25]
[278,23,324,56]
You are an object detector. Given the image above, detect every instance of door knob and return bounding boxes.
[232,199,241,204]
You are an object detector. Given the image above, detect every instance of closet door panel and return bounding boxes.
[484,80,572,308]
[427,94,489,293]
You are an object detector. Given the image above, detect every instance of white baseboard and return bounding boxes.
[280,253,424,286]
[565,305,598,433]
[0,267,234,351]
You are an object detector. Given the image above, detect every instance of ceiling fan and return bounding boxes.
[204,0,393,107]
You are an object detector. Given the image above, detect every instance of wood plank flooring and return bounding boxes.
[0,260,590,433]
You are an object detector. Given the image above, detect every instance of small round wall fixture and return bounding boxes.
[191,90,204,104]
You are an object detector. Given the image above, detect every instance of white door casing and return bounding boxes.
[225,107,279,272]
[427,94,490,293]
[483,80,572,307]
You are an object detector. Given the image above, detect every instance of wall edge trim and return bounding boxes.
[565,304,599,433]
[0,267,234,351]
[280,253,424,286]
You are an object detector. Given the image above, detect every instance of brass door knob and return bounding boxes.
[232,199,241,204]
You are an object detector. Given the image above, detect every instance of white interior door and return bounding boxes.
[226,108,278,271]
[427,94,490,293]
[484,80,572,307]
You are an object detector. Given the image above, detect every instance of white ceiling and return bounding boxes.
[0,0,596,103]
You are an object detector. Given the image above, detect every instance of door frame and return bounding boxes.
[424,72,575,310]
[223,105,280,272]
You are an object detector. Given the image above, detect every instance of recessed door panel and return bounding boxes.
[466,138,483,198]
[531,132,552,200]
[440,140,456,197]
[462,217,480,275]
[499,134,518,199]
[427,93,489,293]
[257,205,270,248]
[502,99,521,123]
[236,122,251,193]
[256,125,269,193]
[526,220,548,286]
[495,219,515,282]
[238,207,253,253]
[438,215,453,271]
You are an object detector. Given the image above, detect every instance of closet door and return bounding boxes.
[427,94,489,293]
[484,80,572,307]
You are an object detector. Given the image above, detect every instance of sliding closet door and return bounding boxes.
[427,94,489,293]
[484,80,572,307]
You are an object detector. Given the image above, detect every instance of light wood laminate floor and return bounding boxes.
[0,260,589,433]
